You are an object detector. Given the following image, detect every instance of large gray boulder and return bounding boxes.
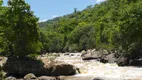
[50,62,76,76]
[101,53,117,63]
[2,57,76,77]
[116,55,128,66]
[91,50,102,58]
[3,57,50,77]
[81,49,104,60]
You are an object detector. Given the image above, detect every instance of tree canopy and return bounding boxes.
[0,0,42,57]
[38,0,142,57]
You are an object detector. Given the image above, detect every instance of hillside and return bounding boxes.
[38,0,142,59]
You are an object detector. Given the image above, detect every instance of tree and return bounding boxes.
[70,24,96,51]
[120,1,142,51]
[40,31,64,52]
[0,0,8,54]
[3,0,42,57]
[74,8,77,13]
[0,0,3,53]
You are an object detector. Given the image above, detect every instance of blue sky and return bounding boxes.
[3,0,105,22]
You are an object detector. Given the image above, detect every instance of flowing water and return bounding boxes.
[55,53,142,80]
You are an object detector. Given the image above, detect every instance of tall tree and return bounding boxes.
[0,0,8,53]
[0,0,3,52]
[4,0,42,57]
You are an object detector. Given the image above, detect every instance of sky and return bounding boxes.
[3,0,105,22]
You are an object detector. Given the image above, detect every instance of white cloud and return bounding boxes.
[38,19,47,23]
[95,0,106,3]
[52,15,58,18]
[38,15,59,23]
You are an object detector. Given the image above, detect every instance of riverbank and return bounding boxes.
[1,52,142,80]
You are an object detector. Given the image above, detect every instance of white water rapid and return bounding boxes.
[55,53,142,80]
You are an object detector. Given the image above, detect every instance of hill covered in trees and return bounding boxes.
[39,0,142,59]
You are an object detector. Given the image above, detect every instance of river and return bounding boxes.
[55,53,142,80]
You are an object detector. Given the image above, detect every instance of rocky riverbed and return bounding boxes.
[55,53,142,80]
[1,52,142,80]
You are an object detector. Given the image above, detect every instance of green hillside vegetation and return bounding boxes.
[39,0,142,58]
[0,0,142,59]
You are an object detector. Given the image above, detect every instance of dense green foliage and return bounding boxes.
[0,0,142,59]
[39,0,142,57]
[0,0,42,57]
[0,0,6,54]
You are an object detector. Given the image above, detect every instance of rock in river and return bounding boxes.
[2,57,76,78]
[50,62,76,76]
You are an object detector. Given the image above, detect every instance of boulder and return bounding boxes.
[82,57,99,60]
[91,49,96,53]
[70,54,74,56]
[64,53,69,56]
[129,58,142,66]
[87,50,91,54]
[2,57,50,77]
[81,50,87,57]
[50,62,76,76]
[82,49,102,60]
[102,49,109,55]
[24,73,37,80]
[93,77,104,80]
[6,76,17,80]
[38,76,57,80]
[91,50,102,58]
[3,57,76,77]
[116,55,128,66]
[101,53,117,63]
[0,56,7,69]
[129,44,142,59]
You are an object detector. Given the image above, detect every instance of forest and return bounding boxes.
[39,0,142,59]
[0,0,142,59]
